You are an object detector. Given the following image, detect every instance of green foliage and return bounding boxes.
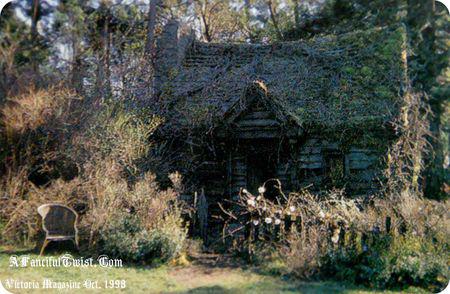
[411,2,450,200]
[321,234,449,291]
[0,219,5,237]
[79,102,162,174]
[280,0,407,40]
[100,213,186,264]
[0,3,47,98]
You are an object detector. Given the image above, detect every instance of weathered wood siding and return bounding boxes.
[230,155,246,200]
[197,138,383,199]
[200,101,384,199]
[292,139,381,193]
[197,161,226,195]
[232,103,281,139]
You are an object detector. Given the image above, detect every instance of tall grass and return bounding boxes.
[0,87,80,174]
[0,88,187,263]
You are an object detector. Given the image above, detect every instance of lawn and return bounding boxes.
[0,248,427,293]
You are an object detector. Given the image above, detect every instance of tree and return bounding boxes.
[242,0,256,41]
[292,0,301,29]
[81,1,114,103]
[0,3,21,100]
[53,0,88,94]
[192,0,241,42]
[17,0,53,82]
[145,0,159,56]
[0,1,51,98]
[407,0,449,199]
[266,0,283,39]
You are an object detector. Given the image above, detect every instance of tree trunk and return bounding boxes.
[95,11,111,104]
[201,14,212,42]
[200,1,212,42]
[70,39,84,95]
[145,0,159,99]
[30,0,40,80]
[31,0,39,39]
[267,0,282,40]
[145,0,158,56]
[244,0,255,42]
[421,0,445,198]
[293,0,301,29]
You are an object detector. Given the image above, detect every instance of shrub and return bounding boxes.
[0,87,80,178]
[90,172,187,264]
[73,102,162,174]
[223,184,449,290]
[100,213,186,263]
[321,234,449,291]
[282,228,324,278]
[223,187,362,277]
[379,235,449,290]
[1,86,79,135]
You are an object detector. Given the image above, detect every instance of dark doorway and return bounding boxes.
[244,139,278,194]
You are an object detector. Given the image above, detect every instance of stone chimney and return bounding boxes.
[154,20,179,96]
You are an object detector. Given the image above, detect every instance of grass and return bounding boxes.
[0,247,429,293]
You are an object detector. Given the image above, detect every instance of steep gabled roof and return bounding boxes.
[217,81,303,138]
[223,81,300,126]
[165,26,408,133]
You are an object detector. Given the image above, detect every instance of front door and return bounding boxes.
[244,139,278,194]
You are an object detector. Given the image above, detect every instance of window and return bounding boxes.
[324,152,346,188]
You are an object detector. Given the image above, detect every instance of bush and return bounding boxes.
[224,187,362,278]
[321,234,449,291]
[0,87,80,179]
[100,213,186,264]
[1,86,79,135]
[379,235,449,290]
[93,172,187,264]
[0,175,88,245]
[224,185,449,291]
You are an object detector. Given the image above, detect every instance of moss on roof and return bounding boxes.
[164,25,408,132]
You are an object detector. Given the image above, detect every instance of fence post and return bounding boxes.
[385,216,391,233]
[197,188,208,244]
[361,232,368,252]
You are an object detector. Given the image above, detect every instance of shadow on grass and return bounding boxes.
[173,281,377,294]
[0,246,35,255]
[184,285,234,293]
[1,240,79,255]
[181,254,387,294]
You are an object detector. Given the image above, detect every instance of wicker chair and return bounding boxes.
[37,204,79,255]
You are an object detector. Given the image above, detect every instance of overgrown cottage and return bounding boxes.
[153,20,408,204]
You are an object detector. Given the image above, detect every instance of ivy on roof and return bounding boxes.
[163,25,408,133]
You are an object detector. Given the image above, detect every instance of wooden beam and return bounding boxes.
[241,111,273,120]
[236,129,281,138]
[299,154,323,163]
[236,119,280,127]
[299,162,323,169]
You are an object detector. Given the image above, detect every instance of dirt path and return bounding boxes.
[166,254,413,293]
[167,253,274,292]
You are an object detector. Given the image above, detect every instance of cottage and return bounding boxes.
[153,21,408,202]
